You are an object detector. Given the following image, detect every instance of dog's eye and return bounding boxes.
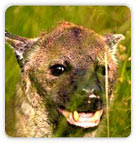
[50,64,66,76]
[96,65,105,76]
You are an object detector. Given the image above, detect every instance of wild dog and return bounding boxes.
[5,21,124,137]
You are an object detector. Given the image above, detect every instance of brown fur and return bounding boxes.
[5,21,124,137]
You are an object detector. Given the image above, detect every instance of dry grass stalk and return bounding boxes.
[105,52,109,137]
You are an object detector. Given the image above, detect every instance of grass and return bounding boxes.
[5,6,131,137]
[105,52,109,137]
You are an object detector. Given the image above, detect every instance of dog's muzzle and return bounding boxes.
[58,89,104,128]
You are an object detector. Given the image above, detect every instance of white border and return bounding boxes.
[0,0,135,143]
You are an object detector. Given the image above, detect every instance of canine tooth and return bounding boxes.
[73,111,79,122]
[91,110,102,121]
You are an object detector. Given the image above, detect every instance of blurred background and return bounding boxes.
[5,6,131,137]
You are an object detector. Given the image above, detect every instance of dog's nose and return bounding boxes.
[77,95,103,112]
[87,95,103,111]
[76,89,103,112]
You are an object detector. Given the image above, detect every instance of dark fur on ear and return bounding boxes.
[5,30,39,69]
[104,34,125,55]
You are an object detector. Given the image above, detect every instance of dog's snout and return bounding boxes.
[87,96,103,111]
[76,88,103,112]
[82,87,101,97]
[73,68,87,77]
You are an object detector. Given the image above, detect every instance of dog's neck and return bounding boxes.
[14,75,52,137]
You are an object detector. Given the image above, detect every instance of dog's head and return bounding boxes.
[6,21,124,129]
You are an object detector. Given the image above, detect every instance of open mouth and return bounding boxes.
[58,108,103,128]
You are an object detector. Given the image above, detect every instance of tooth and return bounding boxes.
[73,111,79,122]
[91,110,102,121]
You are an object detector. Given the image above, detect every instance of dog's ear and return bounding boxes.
[5,30,39,69]
[104,34,125,55]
